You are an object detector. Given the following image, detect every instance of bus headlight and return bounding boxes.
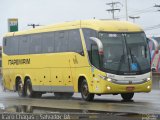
[107,78,112,82]
[143,77,151,82]
[146,78,151,81]
[98,75,116,82]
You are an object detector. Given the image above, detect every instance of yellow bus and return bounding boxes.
[2,20,152,101]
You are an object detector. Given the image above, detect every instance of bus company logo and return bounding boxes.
[8,58,30,65]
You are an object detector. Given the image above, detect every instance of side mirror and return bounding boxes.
[89,37,104,55]
[90,37,104,69]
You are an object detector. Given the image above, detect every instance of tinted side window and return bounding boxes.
[3,38,8,54]
[29,34,42,54]
[12,36,19,55]
[82,28,97,51]
[3,37,19,55]
[82,29,97,61]
[19,36,29,54]
[55,31,68,52]
[68,30,83,54]
[42,32,54,53]
[91,44,100,68]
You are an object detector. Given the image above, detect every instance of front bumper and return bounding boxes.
[93,80,152,94]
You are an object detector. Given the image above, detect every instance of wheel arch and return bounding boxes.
[24,76,31,86]
[78,75,91,92]
[78,76,85,92]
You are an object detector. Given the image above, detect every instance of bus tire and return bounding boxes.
[17,81,25,97]
[81,80,94,101]
[121,93,134,101]
[25,79,42,98]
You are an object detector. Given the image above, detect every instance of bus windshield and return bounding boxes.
[98,32,151,75]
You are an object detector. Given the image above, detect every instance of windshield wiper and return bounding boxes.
[128,48,142,72]
[117,54,125,74]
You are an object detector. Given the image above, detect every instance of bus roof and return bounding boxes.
[5,19,143,37]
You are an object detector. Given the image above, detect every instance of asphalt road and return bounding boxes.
[0,89,159,119]
[0,90,160,114]
[0,74,160,120]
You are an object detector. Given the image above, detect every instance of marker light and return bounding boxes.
[147,86,151,89]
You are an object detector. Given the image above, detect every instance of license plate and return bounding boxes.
[126,86,135,91]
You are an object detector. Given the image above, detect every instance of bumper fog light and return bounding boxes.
[107,86,111,90]
[147,86,151,89]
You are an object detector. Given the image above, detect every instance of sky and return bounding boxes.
[0,0,160,45]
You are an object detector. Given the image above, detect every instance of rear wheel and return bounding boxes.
[81,80,94,101]
[25,79,42,98]
[121,93,134,101]
[17,80,25,97]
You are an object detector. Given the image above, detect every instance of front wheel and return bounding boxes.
[121,93,134,101]
[81,80,94,101]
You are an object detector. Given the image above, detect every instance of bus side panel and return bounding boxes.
[50,68,63,86]
[3,68,22,91]
[42,68,51,88]
[3,69,11,90]
[23,68,50,91]
[49,53,73,92]
[62,68,73,86]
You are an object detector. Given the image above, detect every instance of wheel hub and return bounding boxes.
[82,85,88,96]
